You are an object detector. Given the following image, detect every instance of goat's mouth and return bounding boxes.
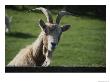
[48,43,57,51]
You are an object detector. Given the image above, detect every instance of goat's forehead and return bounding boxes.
[46,23,59,28]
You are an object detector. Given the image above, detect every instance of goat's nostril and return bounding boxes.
[51,43,56,46]
[51,42,56,49]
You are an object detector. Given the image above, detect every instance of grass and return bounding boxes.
[5,9,106,67]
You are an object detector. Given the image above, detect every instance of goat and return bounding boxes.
[7,7,72,67]
[5,16,12,33]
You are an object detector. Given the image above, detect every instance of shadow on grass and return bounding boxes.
[6,32,36,39]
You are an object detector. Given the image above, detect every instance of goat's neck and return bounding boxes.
[32,31,47,66]
[32,31,45,57]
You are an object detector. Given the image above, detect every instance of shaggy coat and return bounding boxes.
[7,32,46,67]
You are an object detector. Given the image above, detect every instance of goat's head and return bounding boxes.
[33,7,72,53]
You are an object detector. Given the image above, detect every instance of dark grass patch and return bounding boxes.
[6,32,36,39]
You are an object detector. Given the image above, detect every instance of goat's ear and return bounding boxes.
[61,25,70,32]
[39,19,48,33]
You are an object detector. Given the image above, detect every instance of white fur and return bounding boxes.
[7,32,45,67]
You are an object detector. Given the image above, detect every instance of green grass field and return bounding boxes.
[5,9,106,67]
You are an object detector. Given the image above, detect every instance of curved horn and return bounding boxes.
[32,7,53,23]
[56,11,72,24]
